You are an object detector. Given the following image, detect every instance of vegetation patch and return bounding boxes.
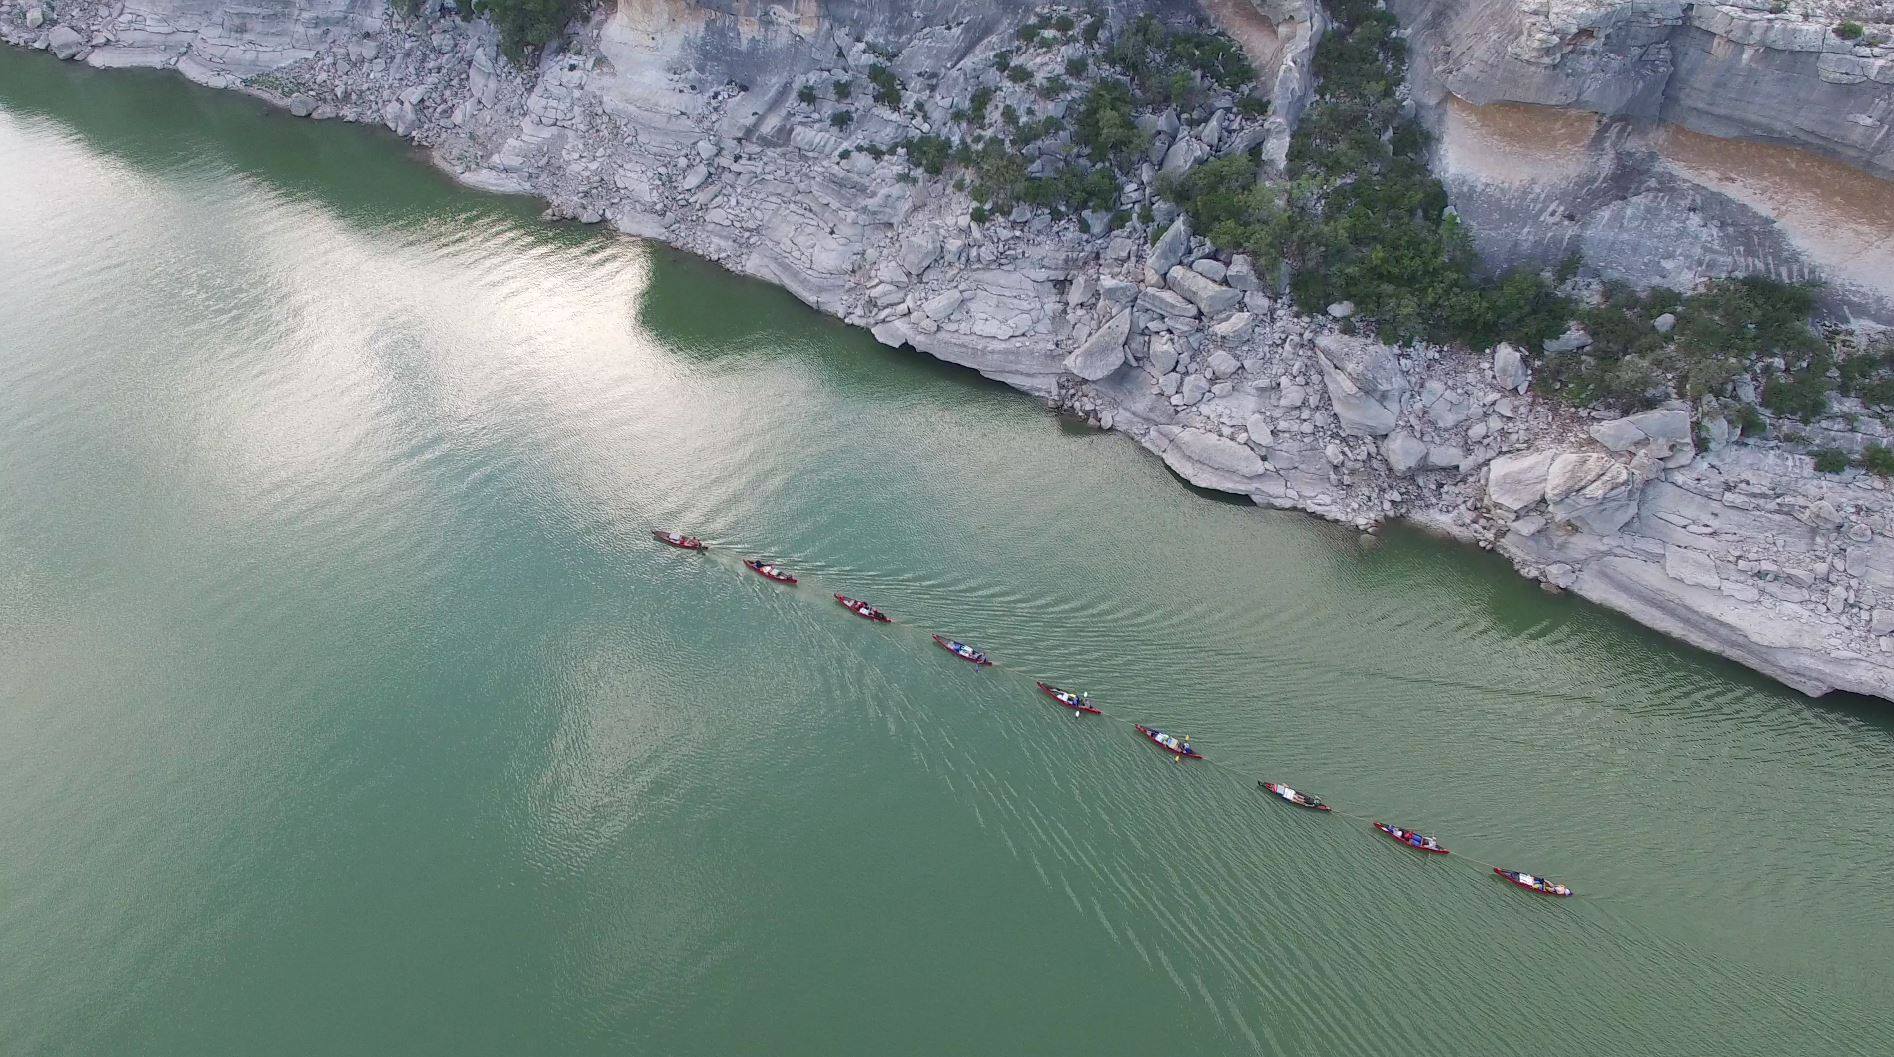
[874,10,1258,223]
[473,0,590,60]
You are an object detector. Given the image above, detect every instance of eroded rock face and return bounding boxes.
[1397,0,1894,181]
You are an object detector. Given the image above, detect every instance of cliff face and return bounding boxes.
[10,0,1894,703]
[1396,0,1894,179]
[1388,0,1894,322]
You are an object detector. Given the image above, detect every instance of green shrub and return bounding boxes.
[1837,338,1894,408]
[992,50,1014,72]
[1006,64,1034,84]
[868,64,902,107]
[1836,21,1865,40]
[1107,14,1255,107]
[833,79,852,100]
[797,85,817,106]
[1039,76,1070,98]
[829,110,854,129]
[474,0,589,59]
[1533,278,1824,411]
[1762,369,1832,421]
[1065,56,1089,78]
[1863,443,1894,476]
[1071,79,1149,170]
[964,86,993,126]
[1734,402,1768,437]
[1812,448,1852,473]
[901,134,954,176]
[1052,14,1075,33]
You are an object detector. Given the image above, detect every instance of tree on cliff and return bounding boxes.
[474,0,589,59]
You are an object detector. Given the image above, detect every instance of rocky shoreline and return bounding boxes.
[9,0,1894,700]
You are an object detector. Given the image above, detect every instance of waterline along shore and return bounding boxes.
[7,2,1894,705]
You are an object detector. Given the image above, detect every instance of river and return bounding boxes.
[2,53,1891,1057]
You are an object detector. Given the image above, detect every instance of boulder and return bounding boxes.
[1245,414,1275,447]
[1065,309,1130,380]
[1664,544,1720,590]
[1147,216,1191,276]
[1486,450,1559,511]
[25,6,44,29]
[678,163,710,191]
[1326,300,1356,319]
[1149,334,1179,374]
[1165,266,1240,317]
[1589,417,1648,452]
[1226,255,1260,291]
[1652,312,1677,334]
[1418,379,1478,429]
[1544,452,1616,503]
[1543,326,1591,354]
[1208,312,1253,342]
[921,289,964,322]
[1138,287,1199,318]
[1801,499,1844,530]
[1382,431,1428,475]
[48,25,84,59]
[1159,135,1209,177]
[1624,407,1692,448]
[1491,342,1529,393]
[1165,427,1266,478]
[1179,373,1211,404]
[1548,462,1639,535]
[1426,444,1466,470]
[287,93,317,118]
[1313,333,1403,437]
[1206,350,1241,379]
[1588,406,1693,454]
[898,236,942,276]
[382,99,419,138]
[1191,259,1227,282]
[1098,277,1137,305]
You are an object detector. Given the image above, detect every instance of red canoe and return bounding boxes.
[1258,781,1330,811]
[1036,682,1101,714]
[1374,822,1448,854]
[743,559,798,584]
[1494,868,1573,897]
[932,634,991,666]
[1135,724,1203,759]
[834,594,890,621]
[651,530,705,550]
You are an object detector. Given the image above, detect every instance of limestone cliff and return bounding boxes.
[8,0,1894,703]
[1395,0,1894,179]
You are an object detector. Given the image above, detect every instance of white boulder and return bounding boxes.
[1064,309,1130,380]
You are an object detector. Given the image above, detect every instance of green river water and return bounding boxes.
[2,52,1890,1057]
